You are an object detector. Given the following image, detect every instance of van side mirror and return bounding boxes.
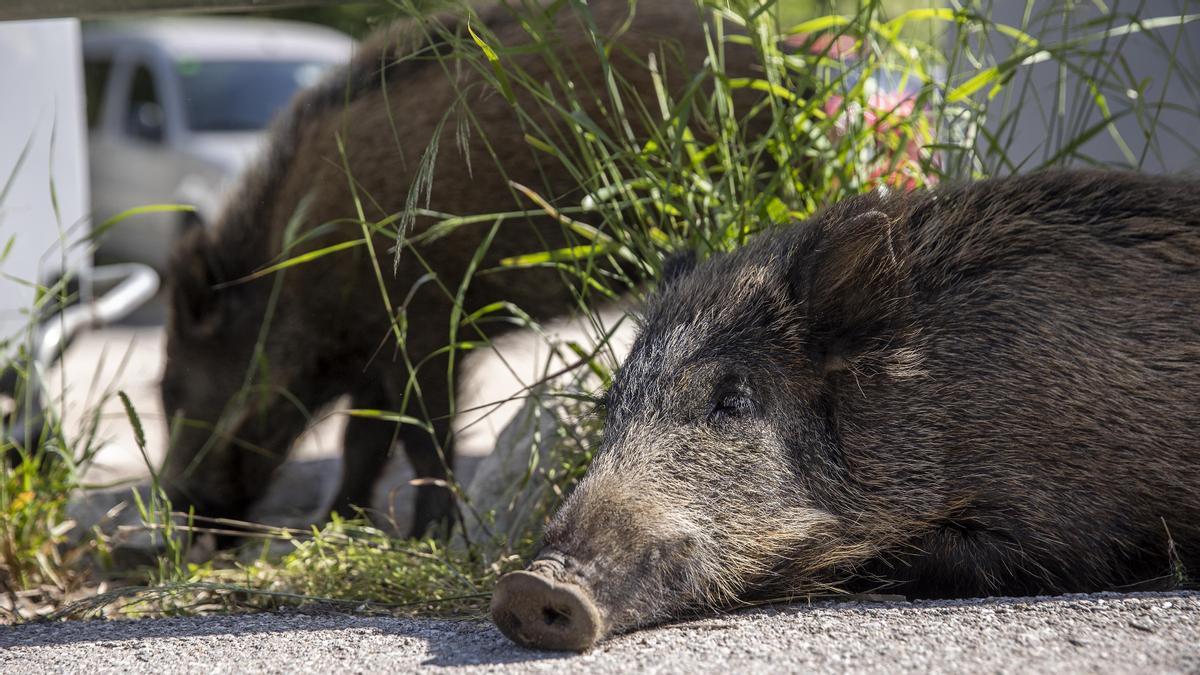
[127,101,164,143]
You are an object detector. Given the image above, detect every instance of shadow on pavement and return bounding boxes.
[418,623,576,667]
[0,612,575,666]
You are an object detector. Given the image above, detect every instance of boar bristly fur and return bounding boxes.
[535,169,1200,638]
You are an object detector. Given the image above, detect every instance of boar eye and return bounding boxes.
[709,389,755,422]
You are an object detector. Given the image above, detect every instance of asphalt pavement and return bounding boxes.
[3,592,1198,673]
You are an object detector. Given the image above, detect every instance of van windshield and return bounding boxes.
[177,59,330,132]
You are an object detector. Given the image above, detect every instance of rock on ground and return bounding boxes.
[2,592,1198,674]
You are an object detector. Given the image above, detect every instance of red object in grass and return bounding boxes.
[786,32,860,59]
[785,29,938,191]
[824,89,933,192]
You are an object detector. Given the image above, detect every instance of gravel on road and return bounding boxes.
[2,591,1198,673]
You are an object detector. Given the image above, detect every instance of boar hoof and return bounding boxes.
[491,570,602,652]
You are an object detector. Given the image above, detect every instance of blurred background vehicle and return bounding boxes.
[83,17,354,269]
[0,18,160,463]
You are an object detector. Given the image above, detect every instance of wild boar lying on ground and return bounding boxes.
[158,0,759,537]
[491,169,1200,651]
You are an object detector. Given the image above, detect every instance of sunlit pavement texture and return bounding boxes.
[50,302,635,534]
[2,592,1198,673]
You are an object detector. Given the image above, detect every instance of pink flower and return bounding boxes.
[823,88,934,191]
[786,32,859,59]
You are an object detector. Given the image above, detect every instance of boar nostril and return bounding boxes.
[542,605,570,627]
[491,569,602,652]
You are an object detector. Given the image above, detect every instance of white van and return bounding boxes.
[83,18,353,269]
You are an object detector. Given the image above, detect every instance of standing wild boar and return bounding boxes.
[491,169,1200,651]
[158,0,761,536]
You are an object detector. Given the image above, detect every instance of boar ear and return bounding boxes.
[659,249,697,288]
[169,229,224,341]
[793,209,912,372]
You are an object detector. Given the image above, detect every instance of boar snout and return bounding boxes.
[491,557,603,652]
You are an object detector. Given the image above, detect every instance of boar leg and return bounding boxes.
[397,420,456,538]
[393,352,456,538]
[326,382,455,538]
[328,396,400,522]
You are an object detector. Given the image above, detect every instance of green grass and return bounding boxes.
[4,0,1198,621]
[1,281,112,619]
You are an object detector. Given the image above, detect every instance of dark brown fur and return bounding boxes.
[526,169,1200,640]
[159,0,760,534]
